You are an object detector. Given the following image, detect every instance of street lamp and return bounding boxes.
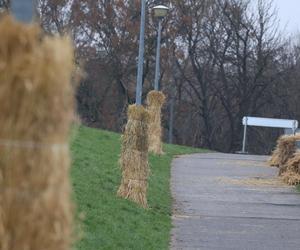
[135,0,146,105]
[153,5,169,91]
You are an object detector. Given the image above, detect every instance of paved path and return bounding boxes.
[171,153,300,250]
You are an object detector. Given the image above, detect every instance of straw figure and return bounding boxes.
[146,90,166,155]
[280,152,300,185]
[117,105,150,208]
[0,17,75,250]
[268,134,300,167]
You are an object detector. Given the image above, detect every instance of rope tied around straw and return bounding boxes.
[0,139,68,149]
[0,187,65,198]
[128,178,148,182]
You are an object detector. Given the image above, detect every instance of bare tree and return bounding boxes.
[37,0,300,154]
[0,0,10,11]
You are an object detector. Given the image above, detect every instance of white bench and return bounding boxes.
[241,117,299,154]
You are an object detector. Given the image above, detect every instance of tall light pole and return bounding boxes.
[153,5,169,91]
[11,0,35,23]
[135,0,146,105]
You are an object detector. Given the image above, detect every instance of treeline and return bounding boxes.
[16,0,300,153]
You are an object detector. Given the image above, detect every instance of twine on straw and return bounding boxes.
[128,178,148,182]
[0,139,68,149]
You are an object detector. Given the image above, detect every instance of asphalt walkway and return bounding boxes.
[171,153,300,250]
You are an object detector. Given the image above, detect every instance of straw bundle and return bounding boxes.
[0,16,75,250]
[268,134,300,167]
[117,105,150,208]
[281,171,300,185]
[146,90,166,155]
[280,152,300,185]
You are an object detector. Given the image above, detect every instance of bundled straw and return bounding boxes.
[0,16,75,250]
[268,134,300,167]
[117,105,150,208]
[146,90,166,155]
[280,152,300,185]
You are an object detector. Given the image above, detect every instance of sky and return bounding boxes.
[271,0,300,34]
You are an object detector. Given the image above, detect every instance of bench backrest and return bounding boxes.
[240,116,299,154]
[243,117,298,132]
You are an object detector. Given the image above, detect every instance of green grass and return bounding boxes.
[297,185,300,192]
[71,126,207,250]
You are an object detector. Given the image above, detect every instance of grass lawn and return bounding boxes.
[71,126,207,250]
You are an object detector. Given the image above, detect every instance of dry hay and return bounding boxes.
[280,152,300,185]
[281,171,300,186]
[268,134,300,168]
[117,105,150,208]
[0,16,75,250]
[218,177,286,187]
[217,160,268,168]
[146,90,166,155]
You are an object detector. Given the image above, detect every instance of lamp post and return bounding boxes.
[135,0,146,105]
[11,0,35,23]
[153,5,169,91]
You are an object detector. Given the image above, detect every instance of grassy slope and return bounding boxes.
[71,126,207,250]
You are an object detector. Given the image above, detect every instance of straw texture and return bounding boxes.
[0,16,75,250]
[268,134,300,167]
[280,152,300,185]
[147,90,166,155]
[117,105,150,208]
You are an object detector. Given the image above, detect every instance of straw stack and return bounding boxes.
[268,134,300,167]
[146,90,166,155]
[0,16,75,250]
[280,152,300,185]
[117,105,150,208]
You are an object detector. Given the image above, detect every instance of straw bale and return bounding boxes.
[281,171,300,185]
[285,152,300,174]
[147,90,166,106]
[280,151,300,185]
[146,90,166,155]
[268,134,300,167]
[117,105,150,208]
[0,16,75,250]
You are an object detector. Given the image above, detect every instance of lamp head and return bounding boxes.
[153,5,169,19]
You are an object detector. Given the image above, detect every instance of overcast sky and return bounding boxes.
[271,0,300,34]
